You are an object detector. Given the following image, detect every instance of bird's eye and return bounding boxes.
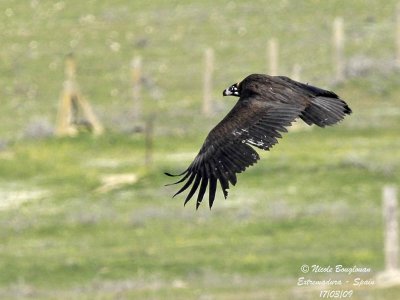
[232,84,240,95]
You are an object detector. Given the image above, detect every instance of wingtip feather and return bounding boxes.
[164,172,177,177]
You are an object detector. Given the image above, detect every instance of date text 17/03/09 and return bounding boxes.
[320,290,353,298]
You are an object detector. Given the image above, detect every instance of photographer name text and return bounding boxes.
[301,264,371,275]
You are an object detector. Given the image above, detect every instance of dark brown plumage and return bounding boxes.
[166,74,352,209]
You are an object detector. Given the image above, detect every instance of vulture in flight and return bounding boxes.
[166,74,352,209]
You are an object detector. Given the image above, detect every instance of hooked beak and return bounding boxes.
[223,83,240,97]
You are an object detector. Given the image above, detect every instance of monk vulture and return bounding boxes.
[166,74,352,209]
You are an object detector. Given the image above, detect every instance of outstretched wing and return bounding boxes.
[275,76,352,126]
[166,97,305,209]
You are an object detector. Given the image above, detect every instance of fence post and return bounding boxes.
[202,47,214,117]
[131,56,142,121]
[333,17,345,82]
[291,64,301,82]
[377,185,400,287]
[56,54,77,136]
[268,38,279,75]
[383,186,399,272]
[76,95,104,136]
[55,54,103,136]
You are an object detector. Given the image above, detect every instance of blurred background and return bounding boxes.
[1,0,400,299]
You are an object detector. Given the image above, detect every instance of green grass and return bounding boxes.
[1,123,399,298]
[1,0,400,299]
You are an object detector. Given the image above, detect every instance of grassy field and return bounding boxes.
[1,1,400,299]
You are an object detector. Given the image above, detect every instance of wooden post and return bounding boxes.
[202,48,214,117]
[383,186,399,272]
[291,64,301,82]
[268,39,279,75]
[55,54,103,137]
[333,17,345,82]
[131,56,142,121]
[65,53,76,80]
[144,116,154,167]
[76,96,104,136]
[377,185,400,287]
[396,4,400,67]
[56,55,78,136]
